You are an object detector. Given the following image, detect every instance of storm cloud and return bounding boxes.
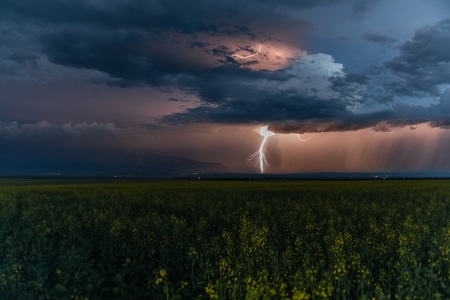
[385,18,450,96]
[1,1,450,131]
[1,0,450,174]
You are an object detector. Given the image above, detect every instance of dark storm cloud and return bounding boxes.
[157,37,450,134]
[163,93,351,126]
[352,0,383,21]
[330,72,368,104]
[428,90,450,129]
[363,32,397,45]
[167,97,190,103]
[7,53,39,67]
[269,110,395,133]
[0,21,42,77]
[3,0,448,135]
[0,0,381,86]
[0,0,344,29]
[160,54,365,131]
[40,27,166,86]
[161,86,443,133]
[0,121,118,141]
[385,18,450,96]
[0,59,16,75]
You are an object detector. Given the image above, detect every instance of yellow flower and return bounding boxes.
[293,290,310,300]
[155,268,167,285]
[159,269,167,278]
[205,283,218,299]
[123,257,131,267]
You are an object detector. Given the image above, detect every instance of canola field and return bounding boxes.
[0,179,450,299]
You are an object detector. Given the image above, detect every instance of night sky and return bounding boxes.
[1,0,450,176]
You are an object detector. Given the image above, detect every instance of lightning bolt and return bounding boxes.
[297,134,311,142]
[232,44,262,59]
[247,127,311,173]
[247,125,275,173]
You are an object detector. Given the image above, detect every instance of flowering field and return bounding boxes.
[0,179,449,299]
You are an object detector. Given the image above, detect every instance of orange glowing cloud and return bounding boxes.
[145,30,303,72]
[227,40,304,71]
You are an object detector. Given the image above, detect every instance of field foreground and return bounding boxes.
[0,179,450,299]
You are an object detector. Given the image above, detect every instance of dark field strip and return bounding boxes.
[0,180,449,299]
